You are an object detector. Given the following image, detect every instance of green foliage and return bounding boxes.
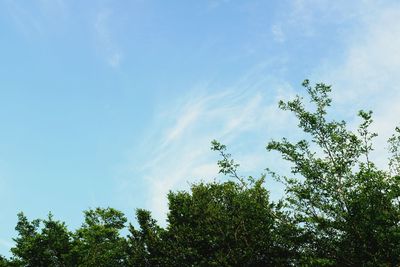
[2,80,400,266]
[126,177,293,266]
[0,256,11,267]
[126,209,166,266]
[71,207,128,267]
[10,212,72,267]
[164,180,280,266]
[211,140,245,185]
[267,80,400,266]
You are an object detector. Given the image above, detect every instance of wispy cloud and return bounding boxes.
[135,0,400,220]
[315,1,400,168]
[163,101,202,144]
[94,9,123,68]
[272,0,368,41]
[267,0,400,169]
[117,69,296,222]
[114,0,400,224]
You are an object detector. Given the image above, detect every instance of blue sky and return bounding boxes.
[1,0,400,255]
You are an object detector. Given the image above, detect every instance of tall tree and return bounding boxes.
[267,80,400,266]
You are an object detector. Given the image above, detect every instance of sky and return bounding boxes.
[1,0,400,256]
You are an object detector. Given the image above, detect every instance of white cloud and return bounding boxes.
[322,5,400,99]
[117,69,296,223]
[115,0,400,224]
[273,0,370,41]
[315,1,400,168]
[164,102,202,144]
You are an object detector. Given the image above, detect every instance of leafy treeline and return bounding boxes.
[2,81,400,266]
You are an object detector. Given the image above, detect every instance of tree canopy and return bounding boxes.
[2,80,400,266]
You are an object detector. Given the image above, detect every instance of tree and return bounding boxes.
[70,207,128,267]
[164,180,285,266]
[10,212,72,267]
[2,79,400,266]
[6,208,129,267]
[0,255,13,267]
[126,209,166,266]
[266,80,400,266]
[126,141,296,266]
